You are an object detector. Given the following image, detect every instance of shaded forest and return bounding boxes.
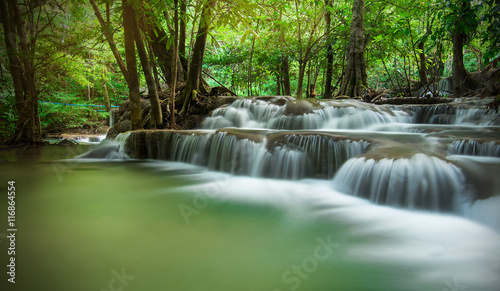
[1,0,499,144]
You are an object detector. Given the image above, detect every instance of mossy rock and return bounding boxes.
[217,128,267,143]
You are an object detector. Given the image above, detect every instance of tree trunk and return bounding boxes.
[451,0,482,95]
[306,64,311,98]
[248,18,261,97]
[248,36,256,96]
[179,0,188,71]
[324,0,334,99]
[102,83,111,112]
[282,57,292,95]
[417,40,428,85]
[1,0,43,144]
[436,44,445,78]
[146,21,185,86]
[296,61,307,98]
[132,13,163,128]
[338,0,367,97]
[452,26,469,95]
[293,0,304,98]
[276,65,281,95]
[171,0,179,128]
[408,18,428,86]
[122,0,142,130]
[147,42,161,90]
[179,0,215,116]
[89,0,128,78]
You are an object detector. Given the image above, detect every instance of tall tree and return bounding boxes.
[449,0,480,95]
[324,0,334,99]
[122,0,142,130]
[481,0,500,67]
[145,12,185,87]
[89,0,128,79]
[179,0,188,70]
[92,0,164,128]
[293,0,325,98]
[338,0,367,97]
[282,56,292,95]
[170,0,179,128]
[247,17,261,97]
[0,0,49,144]
[274,3,291,96]
[132,9,163,128]
[415,11,435,86]
[180,0,215,116]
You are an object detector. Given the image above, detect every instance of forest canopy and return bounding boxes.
[1,0,499,144]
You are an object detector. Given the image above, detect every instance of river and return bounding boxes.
[1,97,499,291]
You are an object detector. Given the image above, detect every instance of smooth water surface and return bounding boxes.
[1,146,499,291]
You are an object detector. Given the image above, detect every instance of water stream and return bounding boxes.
[1,97,499,291]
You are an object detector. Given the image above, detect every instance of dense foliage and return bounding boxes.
[0,0,499,143]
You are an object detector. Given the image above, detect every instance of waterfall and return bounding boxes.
[277,134,370,178]
[74,131,131,159]
[115,131,132,144]
[120,130,369,180]
[202,99,283,129]
[202,98,412,130]
[411,104,499,125]
[317,106,412,130]
[268,106,411,130]
[71,96,500,222]
[448,140,500,157]
[333,154,468,212]
[170,132,214,166]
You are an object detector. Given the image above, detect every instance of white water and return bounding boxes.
[448,140,500,157]
[103,98,500,224]
[155,165,500,290]
[61,97,500,290]
[202,98,499,130]
[332,154,468,212]
[202,98,413,130]
[134,131,369,179]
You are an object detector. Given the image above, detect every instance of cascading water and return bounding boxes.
[98,97,500,220]
[74,134,106,144]
[332,154,468,212]
[448,139,500,157]
[75,131,131,159]
[54,96,500,291]
[202,98,413,130]
[170,132,213,165]
[411,103,500,125]
[122,130,369,179]
[275,134,370,178]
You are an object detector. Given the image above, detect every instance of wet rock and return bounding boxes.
[107,96,235,140]
[375,97,452,105]
[53,139,78,146]
[107,119,131,139]
[217,128,266,143]
[283,100,315,116]
[255,95,295,104]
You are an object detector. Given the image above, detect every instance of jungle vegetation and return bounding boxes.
[0,0,499,144]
